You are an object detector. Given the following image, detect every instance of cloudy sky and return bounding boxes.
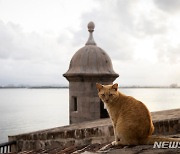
[0,0,180,86]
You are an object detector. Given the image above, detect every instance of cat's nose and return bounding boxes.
[105,96,109,102]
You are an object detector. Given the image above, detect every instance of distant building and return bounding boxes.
[63,22,119,124]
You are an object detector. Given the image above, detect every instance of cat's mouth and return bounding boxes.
[104,100,110,103]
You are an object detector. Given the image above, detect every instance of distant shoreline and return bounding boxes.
[0,86,179,89]
[0,86,68,89]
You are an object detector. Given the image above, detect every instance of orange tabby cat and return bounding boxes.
[96,83,180,146]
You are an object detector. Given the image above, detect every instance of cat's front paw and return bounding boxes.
[111,141,118,146]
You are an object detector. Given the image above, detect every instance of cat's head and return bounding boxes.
[96,83,119,104]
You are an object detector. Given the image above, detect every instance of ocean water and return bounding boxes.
[0,88,180,143]
[0,88,69,143]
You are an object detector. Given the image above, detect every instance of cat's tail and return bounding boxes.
[145,136,180,145]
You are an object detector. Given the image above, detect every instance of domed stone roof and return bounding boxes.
[63,22,119,78]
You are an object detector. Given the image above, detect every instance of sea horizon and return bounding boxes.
[0,85,179,89]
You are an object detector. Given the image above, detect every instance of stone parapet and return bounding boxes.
[8,109,180,152]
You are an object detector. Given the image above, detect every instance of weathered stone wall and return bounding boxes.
[69,80,101,123]
[68,77,116,124]
[8,109,180,153]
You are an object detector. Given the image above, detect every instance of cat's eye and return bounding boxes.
[109,94,113,96]
[101,94,105,97]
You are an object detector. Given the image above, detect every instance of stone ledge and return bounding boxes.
[8,109,180,153]
[10,134,180,154]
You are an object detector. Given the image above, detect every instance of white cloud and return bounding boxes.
[0,20,73,85]
[154,0,180,13]
[0,0,180,86]
[0,0,99,33]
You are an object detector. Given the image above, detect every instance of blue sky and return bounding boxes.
[0,0,180,86]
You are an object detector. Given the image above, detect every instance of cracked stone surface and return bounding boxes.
[11,134,180,154]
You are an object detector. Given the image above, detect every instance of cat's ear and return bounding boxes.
[96,83,103,92]
[112,83,118,91]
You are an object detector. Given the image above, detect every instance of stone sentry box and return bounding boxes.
[63,22,119,124]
